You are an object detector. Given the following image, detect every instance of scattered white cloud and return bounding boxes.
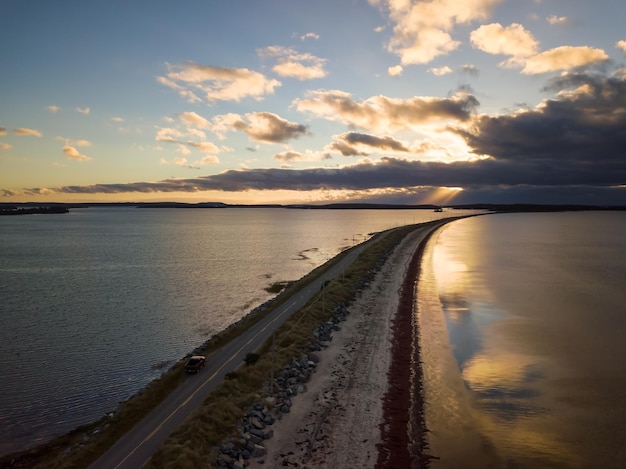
[547,15,568,25]
[173,156,189,165]
[388,65,403,77]
[156,76,202,103]
[0,142,13,151]
[519,46,609,74]
[472,23,609,75]
[56,137,92,147]
[258,46,327,80]
[13,128,43,137]
[470,23,538,57]
[186,141,220,153]
[47,105,60,112]
[111,116,124,123]
[177,111,211,129]
[429,66,453,76]
[377,0,502,65]
[617,40,626,54]
[159,61,281,102]
[176,144,191,156]
[300,32,319,41]
[195,155,220,164]
[76,107,90,115]
[156,127,186,143]
[0,127,6,136]
[62,145,91,161]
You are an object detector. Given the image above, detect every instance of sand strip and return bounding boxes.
[249,225,437,468]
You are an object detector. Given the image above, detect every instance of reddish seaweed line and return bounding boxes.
[376,230,434,469]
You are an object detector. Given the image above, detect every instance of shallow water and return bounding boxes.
[0,206,462,456]
[419,212,626,468]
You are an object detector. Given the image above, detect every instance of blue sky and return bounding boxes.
[1,0,625,205]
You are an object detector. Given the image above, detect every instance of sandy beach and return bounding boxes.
[249,225,437,468]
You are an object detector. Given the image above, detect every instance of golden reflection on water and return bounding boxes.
[427,218,582,468]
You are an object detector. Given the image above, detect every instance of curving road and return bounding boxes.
[89,221,448,468]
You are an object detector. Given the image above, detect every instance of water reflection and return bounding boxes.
[431,221,577,467]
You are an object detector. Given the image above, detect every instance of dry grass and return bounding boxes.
[146,224,420,468]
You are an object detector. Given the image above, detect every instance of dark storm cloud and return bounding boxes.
[20,153,625,197]
[457,71,626,169]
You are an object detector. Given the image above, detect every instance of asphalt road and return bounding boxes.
[88,219,458,468]
[88,225,391,469]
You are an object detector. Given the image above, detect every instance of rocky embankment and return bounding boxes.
[214,225,435,468]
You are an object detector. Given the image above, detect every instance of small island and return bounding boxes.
[0,205,69,216]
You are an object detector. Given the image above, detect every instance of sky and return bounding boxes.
[1,0,626,206]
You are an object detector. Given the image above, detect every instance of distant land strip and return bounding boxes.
[1,202,625,213]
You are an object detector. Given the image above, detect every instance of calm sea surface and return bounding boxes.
[419,212,626,468]
[0,206,450,456]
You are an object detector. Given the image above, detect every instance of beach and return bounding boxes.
[249,224,436,468]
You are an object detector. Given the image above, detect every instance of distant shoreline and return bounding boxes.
[2,201,625,212]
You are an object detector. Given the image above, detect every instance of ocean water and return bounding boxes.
[419,212,626,468]
[0,206,454,456]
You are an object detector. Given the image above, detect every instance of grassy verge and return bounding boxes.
[146,224,421,468]
[0,223,424,469]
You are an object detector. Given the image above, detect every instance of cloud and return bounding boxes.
[273,150,330,163]
[159,61,281,102]
[13,128,43,137]
[47,105,60,112]
[195,155,220,165]
[519,46,609,74]
[294,89,479,132]
[388,65,403,77]
[156,127,186,143]
[0,127,6,136]
[547,15,568,25]
[62,145,92,161]
[156,76,202,103]
[375,0,502,65]
[328,132,410,156]
[0,142,13,151]
[214,112,309,143]
[300,32,320,41]
[455,71,626,173]
[19,151,624,198]
[186,141,220,153]
[111,116,124,123]
[617,40,626,54]
[76,107,90,115]
[240,112,309,143]
[461,64,479,76]
[429,66,453,76]
[177,111,211,129]
[470,23,538,57]
[155,123,230,159]
[56,137,92,147]
[258,46,327,80]
[471,23,609,74]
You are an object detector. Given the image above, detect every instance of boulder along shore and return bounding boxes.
[247,224,440,469]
